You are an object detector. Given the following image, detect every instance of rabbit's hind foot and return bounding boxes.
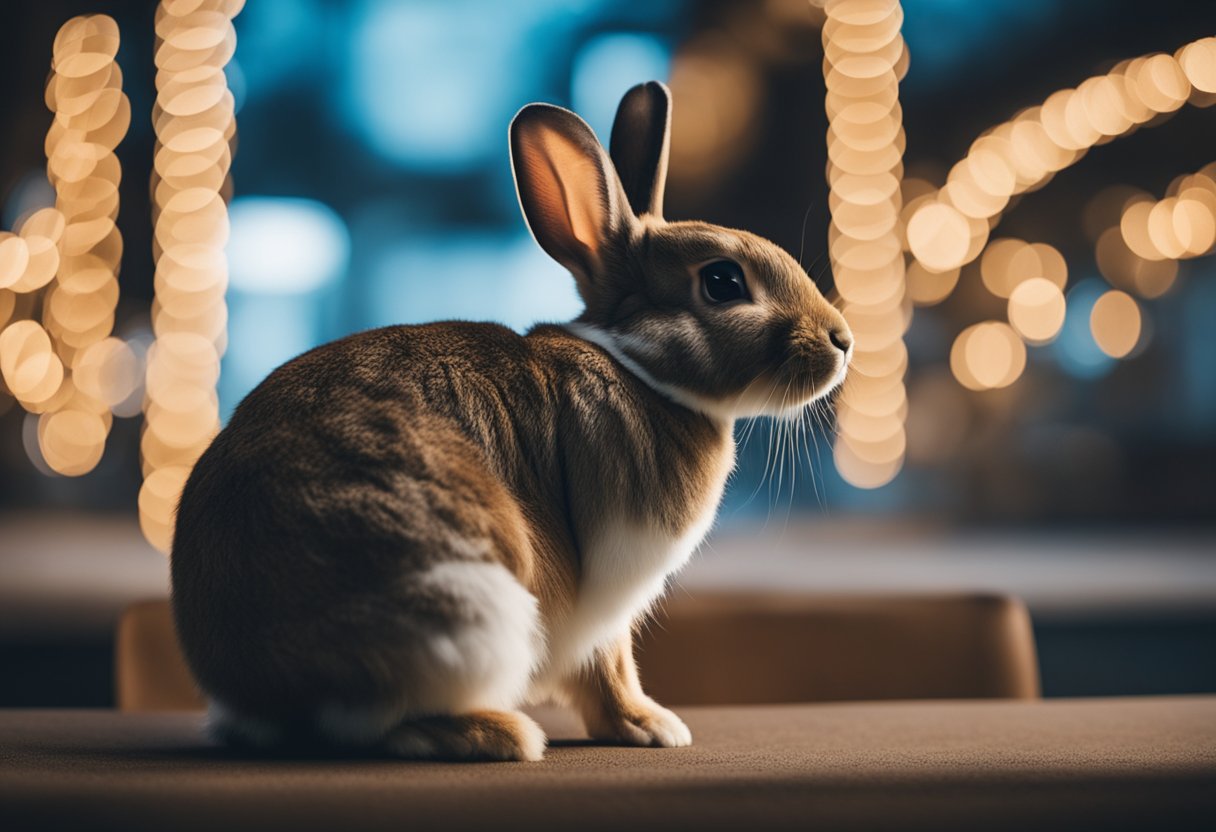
[386,710,546,762]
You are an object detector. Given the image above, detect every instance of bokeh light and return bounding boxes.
[227,197,348,294]
[571,33,671,141]
[1,4,1209,513]
[906,202,970,273]
[1095,225,1180,298]
[1090,289,1142,359]
[140,0,243,554]
[0,14,132,478]
[823,0,908,489]
[668,34,761,189]
[981,238,1067,298]
[1053,279,1117,379]
[1178,37,1216,93]
[904,260,959,306]
[1119,163,1216,261]
[892,31,1213,468]
[1008,277,1066,344]
[906,35,1212,286]
[950,321,1026,391]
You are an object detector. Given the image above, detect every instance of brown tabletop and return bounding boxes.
[1,697,1214,831]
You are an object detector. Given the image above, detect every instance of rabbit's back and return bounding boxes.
[170,322,566,719]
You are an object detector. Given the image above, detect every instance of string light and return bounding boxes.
[0,14,131,477]
[1178,38,1216,92]
[1095,224,1179,298]
[1119,163,1216,261]
[904,260,959,306]
[949,321,1026,391]
[1007,278,1066,344]
[894,35,1214,469]
[821,0,909,489]
[906,38,1214,278]
[1081,167,1212,368]
[980,238,1067,298]
[140,0,243,554]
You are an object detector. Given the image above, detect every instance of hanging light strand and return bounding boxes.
[819,0,910,489]
[140,0,243,554]
[0,13,134,477]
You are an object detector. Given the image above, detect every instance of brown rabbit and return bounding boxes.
[171,81,852,761]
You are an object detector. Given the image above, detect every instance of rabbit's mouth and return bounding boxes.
[792,364,847,406]
[726,354,846,419]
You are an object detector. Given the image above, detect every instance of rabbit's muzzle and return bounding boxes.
[779,317,852,401]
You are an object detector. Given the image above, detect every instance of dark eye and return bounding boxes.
[700,260,749,304]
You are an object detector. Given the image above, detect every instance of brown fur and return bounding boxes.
[387,711,545,762]
[173,321,728,716]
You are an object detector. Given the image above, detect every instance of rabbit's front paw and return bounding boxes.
[591,700,692,748]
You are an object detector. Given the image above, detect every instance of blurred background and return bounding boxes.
[1,0,1214,707]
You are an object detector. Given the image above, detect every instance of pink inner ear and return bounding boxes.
[539,131,604,256]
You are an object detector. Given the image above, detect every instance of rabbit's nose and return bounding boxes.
[828,327,853,354]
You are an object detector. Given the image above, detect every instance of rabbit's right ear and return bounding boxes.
[610,81,672,219]
[511,104,632,287]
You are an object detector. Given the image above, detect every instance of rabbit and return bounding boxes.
[170,81,852,762]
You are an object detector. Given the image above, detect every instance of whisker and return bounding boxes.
[765,375,796,529]
[738,388,785,512]
[797,202,815,271]
[785,405,801,528]
[810,401,830,511]
[802,369,821,512]
[801,403,822,511]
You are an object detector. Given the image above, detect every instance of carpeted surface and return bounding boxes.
[1,697,1213,831]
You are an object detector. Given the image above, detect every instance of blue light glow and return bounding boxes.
[227,197,350,294]
[341,0,668,168]
[221,197,351,419]
[220,294,321,420]
[346,0,591,169]
[231,0,327,97]
[1179,266,1216,433]
[1,170,54,230]
[365,232,581,332]
[572,33,671,141]
[347,1,505,167]
[1052,278,1116,380]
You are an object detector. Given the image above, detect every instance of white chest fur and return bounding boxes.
[532,485,724,689]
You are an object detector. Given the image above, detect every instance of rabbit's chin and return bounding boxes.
[654,361,848,423]
[724,358,848,421]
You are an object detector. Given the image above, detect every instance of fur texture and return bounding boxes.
[170,81,851,761]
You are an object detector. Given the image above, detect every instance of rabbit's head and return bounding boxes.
[512,81,851,422]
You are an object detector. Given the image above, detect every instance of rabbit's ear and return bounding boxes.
[511,103,631,285]
[609,81,671,219]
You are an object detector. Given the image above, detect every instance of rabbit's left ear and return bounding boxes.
[511,103,631,287]
[610,81,672,219]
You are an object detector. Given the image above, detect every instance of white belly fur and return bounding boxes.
[530,489,723,692]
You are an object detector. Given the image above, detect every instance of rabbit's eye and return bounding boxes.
[700,260,749,304]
